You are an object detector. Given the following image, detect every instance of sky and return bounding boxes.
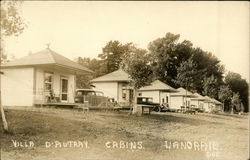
[3,1,249,82]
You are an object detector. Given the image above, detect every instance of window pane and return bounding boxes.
[61,94,67,100]
[62,79,68,92]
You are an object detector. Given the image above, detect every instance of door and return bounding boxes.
[61,77,68,102]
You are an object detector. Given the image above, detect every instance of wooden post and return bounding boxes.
[0,70,8,132]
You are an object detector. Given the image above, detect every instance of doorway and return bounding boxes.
[61,77,68,102]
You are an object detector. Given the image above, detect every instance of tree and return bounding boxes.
[76,57,105,88]
[218,85,232,112]
[148,33,193,88]
[202,75,220,99]
[98,41,133,74]
[174,58,198,92]
[148,32,224,96]
[121,48,153,115]
[174,58,198,110]
[0,1,26,132]
[191,48,224,94]
[76,41,138,89]
[231,92,241,114]
[1,1,26,62]
[225,72,249,112]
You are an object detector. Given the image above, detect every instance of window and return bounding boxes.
[44,72,53,91]
[166,96,169,103]
[61,77,68,101]
[122,89,126,99]
[138,93,142,96]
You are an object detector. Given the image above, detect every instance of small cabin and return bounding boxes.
[0,48,93,106]
[91,69,133,107]
[138,80,177,106]
[170,87,196,111]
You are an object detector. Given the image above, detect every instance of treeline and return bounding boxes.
[76,32,249,112]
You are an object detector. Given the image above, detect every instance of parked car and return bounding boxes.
[74,89,104,103]
[137,97,168,112]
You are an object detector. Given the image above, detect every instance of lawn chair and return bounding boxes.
[45,89,60,103]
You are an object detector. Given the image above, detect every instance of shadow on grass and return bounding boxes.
[143,113,223,126]
[215,112,248,118]
[98,111,224,126]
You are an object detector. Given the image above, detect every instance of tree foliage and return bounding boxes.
[225,72,249,112]
[148,32,224,98]
[1,1,26,37]
[121,48,153,115]
[202,75,220,98]
[1,1,26,63]
[76,57,106,89]
[191,48,224,94]
[98,41,133,74]
[76,33,248,113]
[231,92,242,113]
[77,57,106,78]
[121,49,153,89]
[174,58,198,92]
[148,33,193,87]
[218,85,233,111]
[76,41,138,88]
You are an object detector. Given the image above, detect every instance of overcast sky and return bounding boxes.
[3,1,249,81]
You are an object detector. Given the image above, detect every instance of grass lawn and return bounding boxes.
[0,107,248,160]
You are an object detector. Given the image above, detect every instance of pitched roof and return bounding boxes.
[139,80,176,92]
[170,87,196,97]
[91,69,131,82]
[204,96,214,103]
[1,48,93,73]
[191,93,205,100]
[211,98,222,104]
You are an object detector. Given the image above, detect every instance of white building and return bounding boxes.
[0,48,92,106]
[170,87,196,111]
[138,80,177,105]
[203,96,215,112]
[91,69,132,106]
[190,93,205,110]
[211,98,223,112]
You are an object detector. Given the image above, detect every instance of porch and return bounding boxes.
[34,92,123,110]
